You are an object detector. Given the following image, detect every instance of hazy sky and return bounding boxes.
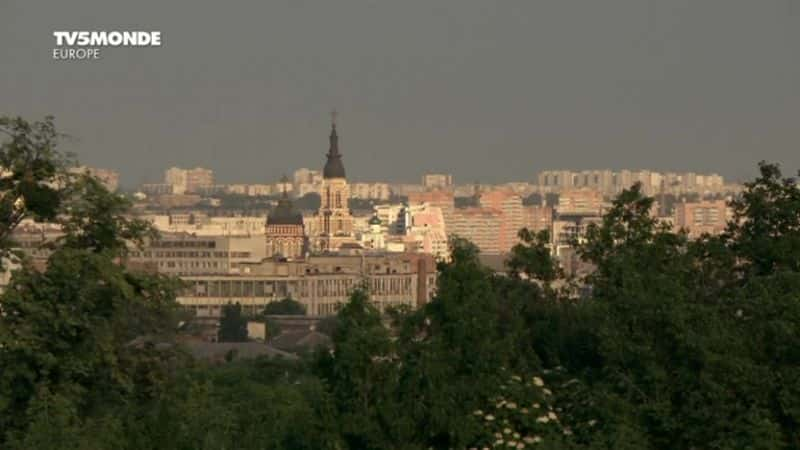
[2,0,799,188]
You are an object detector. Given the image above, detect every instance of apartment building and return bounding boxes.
[422,173,453,190]
[165,167,215,194]
[673,200,732,238]
[557,189,605,215]
[478,189,524,251]
[407,189,455,220]
[522,205,554,233]
[447,207,506,254]
[538,169,727,196]
[350,182,391,200]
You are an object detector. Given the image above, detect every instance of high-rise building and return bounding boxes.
[186,167,214,193]
[522,206,554,233]
[407,189,455,221]
[673,200,731,238]
[538,169,728,196]
[164,167,188,194]
[557,189,605,215]
[402,204,449,261]
[447,207,507,254]
[165,167,215,194]
[478,189,524,251]
[422,173,453,189]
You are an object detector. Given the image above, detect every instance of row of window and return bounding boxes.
[157,261,226,270]
[151,241,217,249]
[180,275,418,299]
[129,251,250,258]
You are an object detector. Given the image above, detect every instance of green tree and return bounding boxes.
[0,116,70,265]
[0,117,181,447]
[263,296,306,315]
[218,302,248,342]
[315,288,396,449]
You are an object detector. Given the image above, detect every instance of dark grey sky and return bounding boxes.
[2,0,799,187]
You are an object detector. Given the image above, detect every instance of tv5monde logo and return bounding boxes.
[52,31,162,60]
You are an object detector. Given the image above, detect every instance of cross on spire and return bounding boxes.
[331,108,338,128]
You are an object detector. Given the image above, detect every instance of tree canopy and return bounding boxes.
[218,302,248,342]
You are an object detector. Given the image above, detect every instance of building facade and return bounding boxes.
[126,233,266,276]
[176,253,437,317]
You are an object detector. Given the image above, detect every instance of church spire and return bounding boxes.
[328,109,339,156]
[323,109,346,179]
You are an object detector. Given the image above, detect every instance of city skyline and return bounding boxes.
[3,0,799,187]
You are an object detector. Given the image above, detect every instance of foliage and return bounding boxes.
[263,296,306,315]
[0,117,182,446]
[0,116,71,265]
[507,228,562,284]
[218,302,248,342]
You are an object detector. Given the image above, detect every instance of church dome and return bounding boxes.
[267,181,303,226]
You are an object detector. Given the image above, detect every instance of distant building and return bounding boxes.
[154,194,202,208]
[448,207,507,254]
[522,205,554,233]
[194,184,227,196]
[407,189,455,221]
[499,182,537,197]
[141,183,174,196]
[374,203,406,234]
[422,173,453,189]
[69,166,120,191]
[165,167,214,194]
[673,200,731,238]
[389,183,425,197]
[551,215,603,255]
[538,169,728,196]
[402,204,449,260]
[350,182,391,201]
[247,184,273,196]
[293,168,322,186]
[274,179,293,195]
[478,189,524,251]
[557,189,605,215]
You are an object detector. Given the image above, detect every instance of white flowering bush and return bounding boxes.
[468,367,598,449]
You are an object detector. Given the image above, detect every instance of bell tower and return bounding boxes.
[316,111,355,251]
